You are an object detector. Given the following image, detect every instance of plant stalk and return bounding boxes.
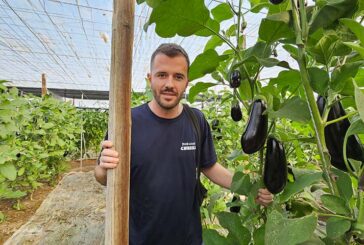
[290,0,338,195]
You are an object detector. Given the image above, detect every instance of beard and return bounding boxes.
[152,88,184,110]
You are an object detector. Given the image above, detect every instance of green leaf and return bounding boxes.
[279,171,322,202]
[211,3,233,22]
[343,118,364,170]
[326,217,351,239]
[188,82,217,103]
[331,61,364,92]
[203,229,229,245]
[253,225,265,245]
[308,67,329,95]
[308,34,352,66]
[204,35,224,52]
[343,42,364,57]
[259,18,294,43]
[231,172,252,196]
[269,70,301,93]
[340,18,364,45]
[18,167,25,176]
[148,0,210,37]
[331,168,353,201]
[355,84,364,123]
[189,49,228,81]
[0,163,17,181]
[309,0,358,34]
[216,212,251,244]
[321,194,351,215]
[195,18,220,37]
[269,96,311,122]
[265,211,317,245]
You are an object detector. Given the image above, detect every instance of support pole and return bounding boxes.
[105,0,134,244]
[41,73,47,96]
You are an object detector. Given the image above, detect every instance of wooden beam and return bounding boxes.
[105,0,134,244]
[41,73,47,96]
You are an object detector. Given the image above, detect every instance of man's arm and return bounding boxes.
[202,162,273,206]
[202,163,233,189]
[94,165,107,186]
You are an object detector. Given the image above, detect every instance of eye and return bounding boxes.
[157,73,166,78]
[176,74,184,81]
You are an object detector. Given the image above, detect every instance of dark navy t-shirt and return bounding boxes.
[129,103,216,245]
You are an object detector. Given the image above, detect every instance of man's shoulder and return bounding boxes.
[131,103,148,114]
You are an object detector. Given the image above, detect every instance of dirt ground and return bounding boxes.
[0,159,97,244]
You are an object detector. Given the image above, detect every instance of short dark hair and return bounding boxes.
[150,43,190,72]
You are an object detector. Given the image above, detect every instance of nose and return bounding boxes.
[165,75,174,87]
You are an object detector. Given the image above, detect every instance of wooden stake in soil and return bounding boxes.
[41,73,47,96]
[106,0,134,244]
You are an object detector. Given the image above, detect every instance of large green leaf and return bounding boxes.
[321,194,351,215]
[259,18,294,43]
[231,172,252,196]
[308,34,352,66]
[279,171,322,202]
[355,84,364,123]
[216,212,251,244]
[204,35,224,52]
[269,70,301,93]
[343,42,364,57]
[326,217,351,239]
[265,211,317,245]
[308,67,329,95]
[148,0,211,37]
[188,82,217,103]
[203,229,230,245]
[253,225,265,245]
[189,49,228,81]
[331,61,364,92]
[0,163,17,181]
[195,18,220,37]
[269,96,311,122]
[211,3,233,22]
[309,0,358,34]
[340,18,364,45]
[331,168,353,201]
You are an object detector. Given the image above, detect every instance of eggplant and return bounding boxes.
[229,195,241,213]
[263,136,287,194]
[269,0,284,4]
[241,99,268,154]
[231,103,242,122]
[316,96,364,171]
[229,70,241,88]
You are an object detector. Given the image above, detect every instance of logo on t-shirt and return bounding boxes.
[180,142,196,151]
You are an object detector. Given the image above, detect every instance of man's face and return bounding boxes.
[148,54,189,110]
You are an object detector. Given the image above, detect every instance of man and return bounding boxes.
[95,43,273,245]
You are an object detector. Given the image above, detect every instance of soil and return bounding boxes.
[0,159,97,244]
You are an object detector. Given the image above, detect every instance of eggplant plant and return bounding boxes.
[139,0,364,243]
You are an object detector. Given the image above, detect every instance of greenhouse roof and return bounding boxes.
[0,0,295,100]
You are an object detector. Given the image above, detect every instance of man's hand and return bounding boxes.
[99,140,119,169]
[94,140,119,185]
[255,188,273,207]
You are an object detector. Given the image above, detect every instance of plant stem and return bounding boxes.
[354,190,364,232]
[325,111,358,126]
[290,0,338,195]
[317,213,355,221]
[236,0,243,49]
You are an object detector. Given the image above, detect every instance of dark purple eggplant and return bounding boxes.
[229,195,241,213]
[269,0,284,4]
[316,96,364,171]
[241,99,268,154]
[264,136,287,194]
[231,103,242,122]
[229,70,241,88]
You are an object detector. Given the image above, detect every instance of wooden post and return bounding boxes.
[41,73,47,96]
[106,0,134,244]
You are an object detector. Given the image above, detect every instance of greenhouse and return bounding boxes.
[1,0,364,244]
